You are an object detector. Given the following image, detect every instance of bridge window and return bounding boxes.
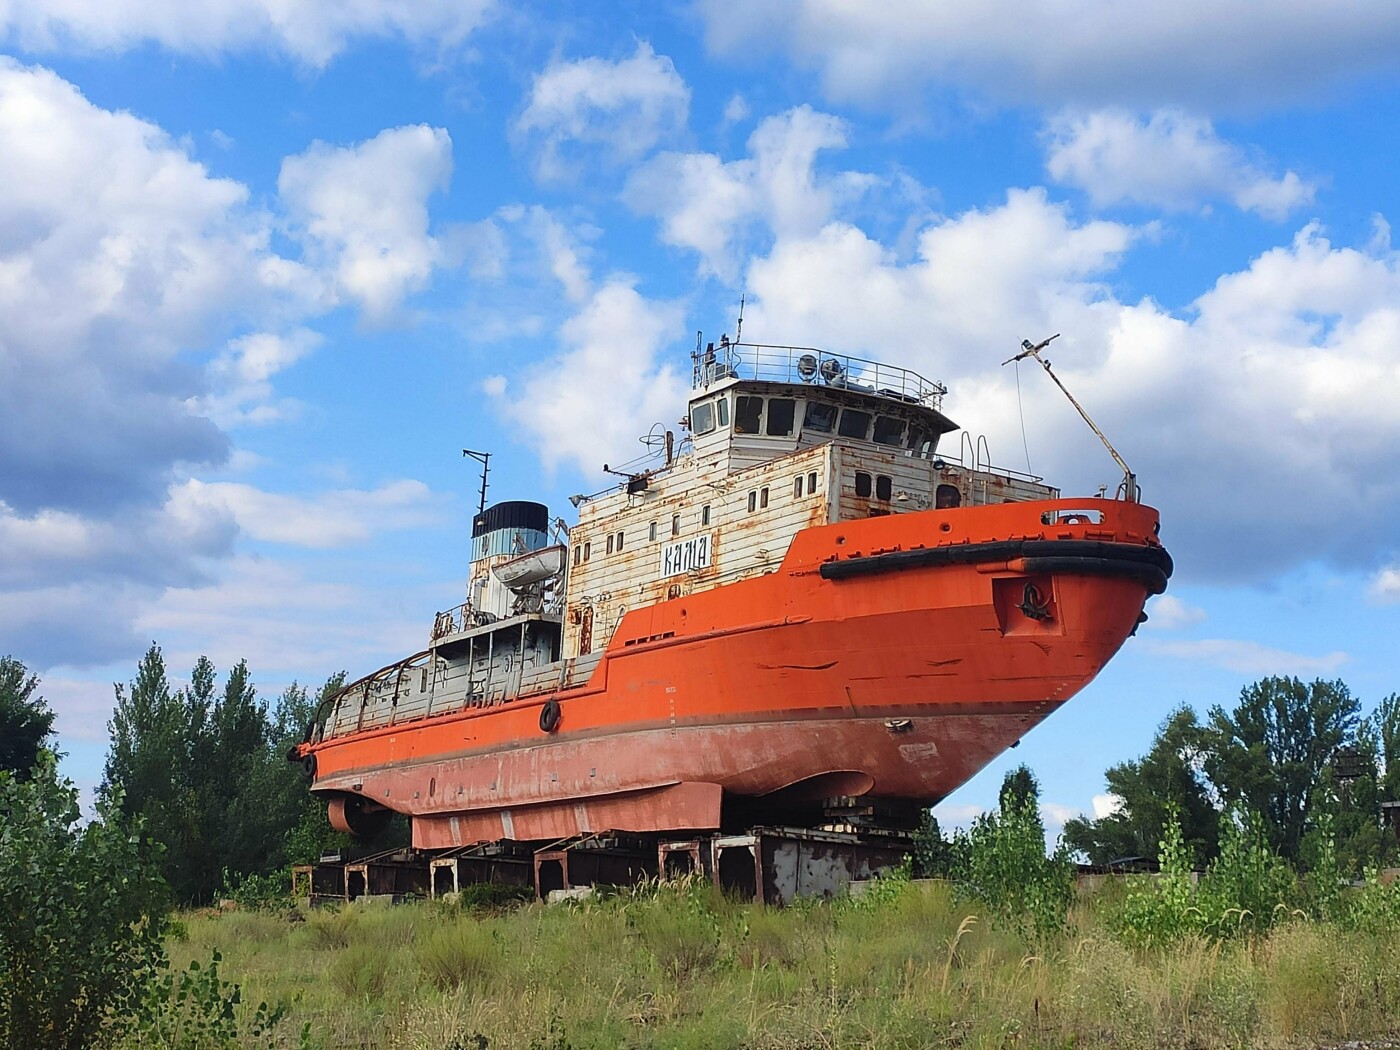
[876,475,893,501]
[690,401,716,435]
[716,396,730,427]
[766,398,796,436]
[838,409,871,439]
[873,416,905,446]
[906,426,928,455]
[804,401,836,433]
[855,472,872,498]
[735,395,763,434]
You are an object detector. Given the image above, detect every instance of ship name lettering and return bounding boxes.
[661,534,712,577]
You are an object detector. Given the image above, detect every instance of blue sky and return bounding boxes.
[3,1,1399,835]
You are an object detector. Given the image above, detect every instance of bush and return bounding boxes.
[125,951,292,1050]
[0,756,169,1049]
[415,922,501,992]
[955,796,1074,941]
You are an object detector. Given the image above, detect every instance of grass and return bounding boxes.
[170,879,1400,1049]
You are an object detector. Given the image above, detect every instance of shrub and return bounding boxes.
[0,756,169,1049]
[329,942,391,1001]
[1112,810,1200,949]
[126,951,292,1050]
[956,796,1074,941]
[415,922,501,992]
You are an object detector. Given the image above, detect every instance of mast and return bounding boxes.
[1005,334,1139,502]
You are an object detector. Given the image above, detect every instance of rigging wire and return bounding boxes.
[1014,359,1033,474]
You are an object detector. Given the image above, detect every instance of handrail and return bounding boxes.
[693,340,947,408]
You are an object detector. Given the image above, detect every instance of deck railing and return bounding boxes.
[693,340,947,408]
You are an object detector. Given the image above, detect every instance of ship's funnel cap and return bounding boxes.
[472,500,549,538]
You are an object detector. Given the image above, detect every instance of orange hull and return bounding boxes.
[303,498,1167,847]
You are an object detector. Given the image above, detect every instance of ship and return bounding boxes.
[293,335,1171,851]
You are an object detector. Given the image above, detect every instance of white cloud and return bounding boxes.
[697,2,1400,113]
[171,479,440,548]
[1045,109,1315,219]
[1040,801,1082,831]
[626,105,859,280]
[732,183,1400,583]
[1091,794,1123,819]
[516,42,690,182]
[489,281,686,477]
[1368,566,1400,604]
[1144,595,1207,631]
[1140,638,1349,676]
[201,328,323,426]
[279,125,453,321]
[0,0,494,67]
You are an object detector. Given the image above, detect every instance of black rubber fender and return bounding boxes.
[539,698,562,733]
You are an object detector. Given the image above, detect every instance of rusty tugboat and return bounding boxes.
[291,333,1170,902]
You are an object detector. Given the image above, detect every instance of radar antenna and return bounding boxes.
[1004,334,1139,502]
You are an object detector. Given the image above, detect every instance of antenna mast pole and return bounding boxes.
[461,448,491,517]
[1003,334,1139,502]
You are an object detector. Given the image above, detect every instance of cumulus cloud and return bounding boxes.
[0,0,494,67]
[1140,639,1349,676]
[1091,794,1124,819]
[627,105,864,280]
[279,125,453,321]
[697,1,1400,113]
[1045,109,1315,218]
[1144,595,1207,631]
[0,61,457,671]
[489,281,686,477]
[1369,566,1400,604]
[515,42,690,182]
[732,182,1400,583]
[171,479,440,548]
[0,58,271,515]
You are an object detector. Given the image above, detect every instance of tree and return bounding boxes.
[1371,693,1400,803]
[103,644,207,903]
[1064,706,1220,867]
[999,763,1040,814]
[0,656,55,779]
[1205,676,1360,864]
[0,755,168,1048]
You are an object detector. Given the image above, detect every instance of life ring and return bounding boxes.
[539,699,562,733]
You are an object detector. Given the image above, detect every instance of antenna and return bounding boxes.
[461,448,491,517]
[735,294,745,345]
[1004,334,1139,502]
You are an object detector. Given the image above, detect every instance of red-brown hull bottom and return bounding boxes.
[306,500,1167,847]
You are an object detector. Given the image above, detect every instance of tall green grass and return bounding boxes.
[172,877,1400,1049]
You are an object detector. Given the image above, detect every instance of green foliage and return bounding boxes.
[103,645,349,904]
[625,876,725,980]
[998,763,1040,812]
[1205,676,1360,864]
[1065,705,1219,867]
[0,755,168,1049]
[1346,866,1400,934]
[127,951,292,1050]
[0,655,55,779]
[1112,807,1200,949]
[414,924,502,991]
[955,794,1075,941]
[1199,808,1299,937]
[912,811,962,879]
[452,882,536,913]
